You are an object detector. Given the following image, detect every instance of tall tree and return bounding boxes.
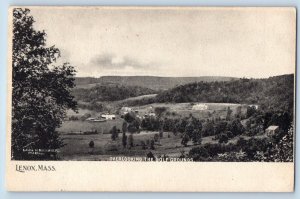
[12,8,77,160]
[110,126,118,141]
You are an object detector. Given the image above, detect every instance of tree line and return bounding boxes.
[155,75,294,115]
[72,83,156,102]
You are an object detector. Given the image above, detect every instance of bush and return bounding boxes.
[181,134,190,147]
[159,130,163,138]
[188,146,210,161]
[218,133,229,144]
[141,140,147,150]
[89,140,94,148]
[128,133,134,148]
[150,140,155,150]
[122,132,127,148]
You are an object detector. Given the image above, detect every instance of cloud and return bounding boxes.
[90,53,154,69]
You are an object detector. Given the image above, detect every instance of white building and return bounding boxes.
[101,114,116,120]
[192,103,208,110]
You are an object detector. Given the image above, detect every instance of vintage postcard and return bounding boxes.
[6,6,295,192]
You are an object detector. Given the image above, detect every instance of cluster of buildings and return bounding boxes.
[192,103,208,110]
[85,106,157,122]
[120,106,156,119]
[86,113,116,122]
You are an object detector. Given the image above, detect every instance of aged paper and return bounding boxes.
[6,6,296,192]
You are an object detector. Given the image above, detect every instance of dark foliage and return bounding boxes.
[89,140,95,148]
[122,132,127,148]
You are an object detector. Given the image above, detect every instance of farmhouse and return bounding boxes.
[192,103,208,110]
[265,125,279,136]
[101,114,116,120]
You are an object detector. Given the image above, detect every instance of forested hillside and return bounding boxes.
[72,84,156,102]
[75,76,237,90]
[155,74,294,113]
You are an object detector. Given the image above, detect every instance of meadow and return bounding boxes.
[57,102,253,160]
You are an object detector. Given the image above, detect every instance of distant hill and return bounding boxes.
[155,74,294,114]
[75,76,238,90]
[72,84,156,102]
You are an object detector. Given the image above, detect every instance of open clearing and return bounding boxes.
[58,131,264,161]
[58,118,124,134]
[59,131,204,161]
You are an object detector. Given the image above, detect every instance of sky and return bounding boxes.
[29,7,296,78]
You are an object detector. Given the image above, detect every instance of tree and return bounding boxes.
[141,140,147,150]
[122,132,127,149]
[146,151,155,161]
[227,119,245,136]
[218,133,229,144]
[215,121,227,135]
[181,133,190,147]
[154,107,167,118]
[159,130,163,138]
[89,140,95,148]
[150,140,155,150]
[187,118,202,144]
[192,129,202,145]
[226,107,233,120]
[122,121,127,133]
[188,146,210,161]
[235,106,242,118]
[88,140,95,155]
[124,112,136,123]
[202,120,215,137]
[185,123,194,138]
[128,123,138,133]
[128,133,134,148]
[154,133,159,142]
[110,126,118,141]
[178,119,188,133]
[12,8,77,160]
[246,106,256,118]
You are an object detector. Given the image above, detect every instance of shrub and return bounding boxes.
[89,140,94,148]
[218,133,229,144]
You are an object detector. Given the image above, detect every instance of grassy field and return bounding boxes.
[75,83,100,89]
[58,118,124,134]
[59,131,193,160]
[57,102,254,160]
[58,130,265,161]
[66,108,96,117]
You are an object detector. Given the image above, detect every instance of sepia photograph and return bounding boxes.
[9,7,295,162]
